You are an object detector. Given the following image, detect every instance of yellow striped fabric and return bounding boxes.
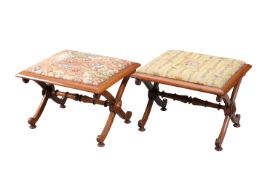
[138,50,245,88]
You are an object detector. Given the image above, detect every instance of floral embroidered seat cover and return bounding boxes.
[26,50,133,86]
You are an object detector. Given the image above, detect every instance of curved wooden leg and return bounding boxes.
[116,108,132,124]
[28,91,49,129]
[154,95,168,111]
[114,76,132,124]
[231,114,241,128]
[215,115,230,151]
[138,97,154,132]
[142,81,167,111]
[97,112,116,147]
[229,79,242,127]
[97,76,132,147]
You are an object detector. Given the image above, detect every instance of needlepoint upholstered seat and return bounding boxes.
[132,50,251,151]
[138,50,245,89]
[22,50,137,93]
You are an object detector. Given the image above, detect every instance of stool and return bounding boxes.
[16,50,140,147]
[131,50,251,151]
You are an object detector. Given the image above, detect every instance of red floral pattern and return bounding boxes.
[26,50,133,86]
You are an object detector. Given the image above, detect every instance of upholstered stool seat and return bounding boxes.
[132,50,251,151]
[22,50,137,93]
[138,50,245,89]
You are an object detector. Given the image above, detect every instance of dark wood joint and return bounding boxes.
[216,96,223,102]
[135,79,142,85]
[93,94,101,105]
[22,78,29,83]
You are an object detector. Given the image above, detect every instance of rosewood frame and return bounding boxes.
[132,64,251,151]
[17,63,140,147]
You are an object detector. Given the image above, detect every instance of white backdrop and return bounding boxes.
[0,0,261,174]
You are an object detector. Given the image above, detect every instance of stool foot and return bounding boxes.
[161,107,167,111]
[97,142,105,147]
[215,146,223,151]
[138,128,146,132]
[28,117,37,129]
[232,114,241,128]
[29,125,37,129]
[60,104,66,108]
[215,139,223,151]
[116,109,132,124]
[125,120,131,124]
[155,96,167,111]
[124,111,132,124]
[138,120,146,132]
[233,123,240,128]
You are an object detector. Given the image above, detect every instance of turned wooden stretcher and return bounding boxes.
[131,50,251,151]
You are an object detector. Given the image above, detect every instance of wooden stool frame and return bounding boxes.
[20,74,133,147]
[132,64,251,151]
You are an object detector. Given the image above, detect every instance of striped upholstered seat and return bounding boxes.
[137,50,245,88]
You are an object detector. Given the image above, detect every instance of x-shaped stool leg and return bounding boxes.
[97,76,132,146]
[215,79,242,151]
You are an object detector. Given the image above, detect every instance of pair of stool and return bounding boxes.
[16,49,251,151]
